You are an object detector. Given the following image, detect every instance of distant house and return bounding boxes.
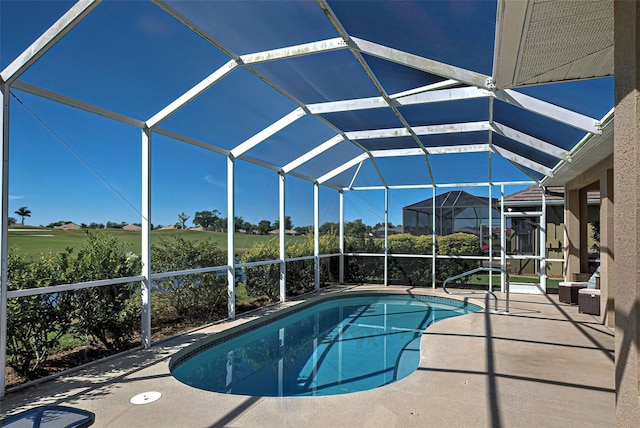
[54,222,81,230]
[157,225,176,230]
[269,229,298,236]
[123,224,142,231]
[372,226,403,238]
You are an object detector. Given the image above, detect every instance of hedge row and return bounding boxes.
[345,233,482,285]
[6,231,479,380]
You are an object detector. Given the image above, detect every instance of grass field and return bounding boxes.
[8,227,307,258]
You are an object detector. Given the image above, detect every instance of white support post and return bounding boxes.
[488,187,493,288]
[141,128,152,349]
[501,185,506,293]
[227,157,236,319]
[488,154,493,292]
[432,186,437,289]
[540,188,547,293]
[0,84,11,398]
[384,188,389,286]
[279,172,286,302]
[339,190,345,284]
[314,183,320,291]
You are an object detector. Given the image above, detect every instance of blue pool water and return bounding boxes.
[171,294,480,397]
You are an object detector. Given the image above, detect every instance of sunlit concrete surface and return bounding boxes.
[0,286,614,427]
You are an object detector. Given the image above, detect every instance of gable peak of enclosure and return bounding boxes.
[1,0,614,190]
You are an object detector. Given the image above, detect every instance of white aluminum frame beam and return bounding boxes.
[491,145,553,176]
[390,79,460,98]
[306,86,491,114]
[494,89,601,134]
[347,180,534,191]
[314,183,320,291]
[307,96,388,114]
[348,161,363,189]
[345,121,490,140]
[339,190,345,284]
[140,128,152,349]
[279,172,286,303]
[396,86,492,107]
[227,156,236,319]
[147,59,239,128]
[1,0,101,84]
[0,84,10,398]
[317,153,368,184]
[154,127,230,156]
[282,135,343,173]
[352,37,492,89]
[231,108,306,158]
[369,145,490,158]
[240,38,348,64]
[12,81,145,129]
[500,185,506,292]
[492,122,570,160]
[384,188,389,286]
[427,144,491,155]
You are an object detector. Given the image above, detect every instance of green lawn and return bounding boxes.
[8,227,307,258]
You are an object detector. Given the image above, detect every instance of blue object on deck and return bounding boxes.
[1,405,95,428]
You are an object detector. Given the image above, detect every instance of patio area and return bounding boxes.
[0,286,614,427]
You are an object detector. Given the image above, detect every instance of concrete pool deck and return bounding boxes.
[0,285,614,427]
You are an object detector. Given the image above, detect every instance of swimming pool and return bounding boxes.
[170,293,480,397]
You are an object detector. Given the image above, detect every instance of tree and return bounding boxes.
[274,215,293,231]
[8,217,17,226]
[257,220,271,235]
[193,209,221,229]
[14,206,31,226]
[345,219,370,238]
[320,222,339,235]
[178,212,190,229]
[234,216,246,232]
[374,221,396,229]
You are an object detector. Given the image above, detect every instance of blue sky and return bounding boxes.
[1,1,611,229]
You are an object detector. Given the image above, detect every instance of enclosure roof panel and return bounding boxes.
[2,0,614,189]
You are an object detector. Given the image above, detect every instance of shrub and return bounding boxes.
[436,232,482,283]
[241,238,280,303]
[343,232,481,285]
[151,235,227,322]
[343,236,384,283]
[388,234,434,285]
[242,234,341,301]
[6,249,74,378]
[69,232,141,351]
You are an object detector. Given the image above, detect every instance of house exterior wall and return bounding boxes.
[614,0,640,422]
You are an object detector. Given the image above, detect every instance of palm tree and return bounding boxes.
[14,206,31,226]
[178,212,190,229]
